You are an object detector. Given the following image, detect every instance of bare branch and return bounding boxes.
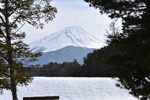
[9,6,18,17]
[0,53,8,62]
[0,8,5,16]
[0,16,6,25]
[0,71,9,77]
[14,23,25,34]
[10,15,21,27]
[0,27,6,38]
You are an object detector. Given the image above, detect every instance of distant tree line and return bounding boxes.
[31,44,118,77]
[31,60,81,77]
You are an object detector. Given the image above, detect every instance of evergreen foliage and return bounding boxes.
[82,45,118,77]
[34,60,81,77]
[84,0,150,99]
[0,0,57,100]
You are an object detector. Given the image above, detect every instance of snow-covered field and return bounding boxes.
[1,77,138,100]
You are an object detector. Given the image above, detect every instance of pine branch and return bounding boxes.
[0,54,8,62]
[0,71,9,77]
[0,27,6,38]
[0,8,5,16]
[9,6,19,17]
[10,15,21,27]
[0,16,6,26]
[14,23,25,34]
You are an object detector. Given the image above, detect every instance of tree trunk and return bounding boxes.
[12,89,18,100]
[4,0,18,100]
[11,79,18,100]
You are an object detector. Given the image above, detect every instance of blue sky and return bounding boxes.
[23,0,113,44]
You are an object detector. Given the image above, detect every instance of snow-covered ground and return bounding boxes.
[1,77,138,100]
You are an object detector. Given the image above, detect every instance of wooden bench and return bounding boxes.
[23,96,59,100]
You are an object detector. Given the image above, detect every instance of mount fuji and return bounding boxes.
[30,26,104,65]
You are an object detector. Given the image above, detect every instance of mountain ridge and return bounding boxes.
[30,26,103,53]
[33,46,94,65]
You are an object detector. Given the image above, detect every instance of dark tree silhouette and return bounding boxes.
[84,0,150,99]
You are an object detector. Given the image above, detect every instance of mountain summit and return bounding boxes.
[30,26,103,53]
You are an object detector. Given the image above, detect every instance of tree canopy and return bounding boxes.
[0,0,57,100]
[84,0,150,99]
[36,60,81,77]
[81,45,118,77]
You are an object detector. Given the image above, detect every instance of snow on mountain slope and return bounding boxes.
[2,77,138,100]
[30,26,104,53]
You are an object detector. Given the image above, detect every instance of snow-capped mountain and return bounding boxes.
[30,26,103,53]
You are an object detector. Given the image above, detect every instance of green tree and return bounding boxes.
[0,0,57,100]
[39,60,81,77]
[84,0,150,99]
[82,45,117,77]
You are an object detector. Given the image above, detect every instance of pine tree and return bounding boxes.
[0,0,57,100]
[84,0,150,99]
[82,45,118,77]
